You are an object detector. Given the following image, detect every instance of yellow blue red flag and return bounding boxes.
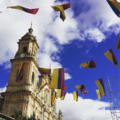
[104,49,118,67]
[116,32,120,49]
[16,62,27,82]
[106,0,120,18]
[7,6,39,14]
[95,78,106,97]
[61,91,67,100]
[76,85,85,92]
[73,91,79,101]
[50,68,64,89]
[80,60,96,69]
[83,90,88,96]
[96,89,101,100]
[61,85,67,96]
[51,3,70,21]
[38,82,49,92]
[38,67,51,75]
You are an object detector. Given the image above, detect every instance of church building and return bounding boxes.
[0,26,63,120]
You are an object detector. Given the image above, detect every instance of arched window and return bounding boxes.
[23,46,27,53]
[31,72,34,84]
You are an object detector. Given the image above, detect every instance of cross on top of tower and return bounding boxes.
[28,22,33,34]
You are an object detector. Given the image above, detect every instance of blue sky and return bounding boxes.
[0,0,120,119]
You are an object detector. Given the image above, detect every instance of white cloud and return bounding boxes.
[0,85,7,93]
[57,93,112,120]
[4,62,11,69]
[1,0,120,100]
[65,73,72,80]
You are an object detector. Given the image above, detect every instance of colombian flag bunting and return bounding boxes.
[76,85,85,92]
[95,78,106,97]
[56,89,62,98]
[96,89,101,100]
[61,91,67,100]
[16,62,27,82]
[7,6,39,14]
[51,3,70,21]
[107,0,120,18]
[61,85,67,97]
[38,82,49,92]
[38,67,51,75]
[104,49,118,67]
[83,90,88,96]
[50,68,64,89]
[80,60,96,69]
[73,91,79,101]
[116,32,120,49]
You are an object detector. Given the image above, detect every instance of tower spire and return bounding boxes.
[31,22,32,28]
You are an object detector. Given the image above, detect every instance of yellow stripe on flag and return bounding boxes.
[7,6,24,11]
[38,82,46,92]
[104,51,114,66]
[80,61,90,68]
[56,89,61,98]
[60,96,64,100]
[96,90,101,100]
[95,80,105,97]
[50,69,59,89]
[51,5,65,20]
[73,91,77,101]
[18,62,23,74]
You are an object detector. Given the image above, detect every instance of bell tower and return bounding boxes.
[6,25,39,93]
[0,25,40,117]
[0,25,60,120]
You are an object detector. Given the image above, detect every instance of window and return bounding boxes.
[31,72,34,84]
[23,46,27,53]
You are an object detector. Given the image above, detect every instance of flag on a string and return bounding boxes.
[83,90,88,95]
[104,49,118,67]
[38,67,51,75]
[56,89,62,98]
[73,91,79,101]
[61,91,67,100]
[38,82,49,92]
[61,85,67,96]
[16,62,27,82]
[80,60,96,69]
[106,0,120,18]
[7,6,39,14]
[96,89,101,100]
[76,85,85,92]
[50,68,64,89]
[51,3,70,21]
[95,78,106,97]
[116,32,120,49]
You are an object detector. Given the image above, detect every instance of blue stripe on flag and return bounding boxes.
[57,68,62,89]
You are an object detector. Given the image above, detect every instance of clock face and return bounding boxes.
[20,53,25,58]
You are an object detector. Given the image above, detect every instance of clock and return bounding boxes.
[20,53,25,58]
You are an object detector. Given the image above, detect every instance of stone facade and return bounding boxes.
[0,26,63,120]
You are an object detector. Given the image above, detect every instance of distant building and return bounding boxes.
[0,26,63,120]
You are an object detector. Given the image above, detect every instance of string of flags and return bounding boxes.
[0,3,71,21]
[13,0,120,103]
